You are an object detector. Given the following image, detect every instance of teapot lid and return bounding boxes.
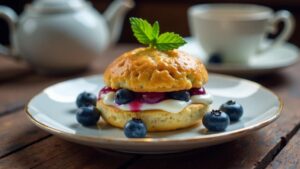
[28,0,88,13]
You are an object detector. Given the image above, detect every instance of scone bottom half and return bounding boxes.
[97,100,209,132]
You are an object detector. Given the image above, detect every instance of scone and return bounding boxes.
[96,47,212,131]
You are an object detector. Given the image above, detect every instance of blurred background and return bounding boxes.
[0,0,299,46]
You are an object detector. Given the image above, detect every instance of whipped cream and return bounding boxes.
[101,92,213,113]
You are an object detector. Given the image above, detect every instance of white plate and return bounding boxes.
[180,37,300,76]
[26,74,282,154]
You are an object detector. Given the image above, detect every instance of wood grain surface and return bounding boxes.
[0,110,49,158]
[0,44,299,169]
[0,137,134,169]
[267,130,300,169]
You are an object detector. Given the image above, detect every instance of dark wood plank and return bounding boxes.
[0,75,68,115]
[0,57,31,82]
[0,110,49,158]
[126,63,300,169]
[0,137,134,169]
[267,129,300,169]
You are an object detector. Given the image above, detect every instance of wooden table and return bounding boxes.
[0,44,299,169]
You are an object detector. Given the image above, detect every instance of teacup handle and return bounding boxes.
[257,10,295,54]
[0,6,18,58]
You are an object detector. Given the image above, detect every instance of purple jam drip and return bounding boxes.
[129,100,142,112]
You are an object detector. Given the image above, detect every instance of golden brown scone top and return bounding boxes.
[104,47,208,92]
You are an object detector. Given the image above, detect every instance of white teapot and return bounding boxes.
[0,0,134,73]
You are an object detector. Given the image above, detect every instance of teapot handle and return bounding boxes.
[0,6,18,58]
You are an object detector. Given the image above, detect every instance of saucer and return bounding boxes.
[26,74,282,154]
[180,37,300,76]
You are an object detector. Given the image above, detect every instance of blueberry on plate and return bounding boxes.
[202,110,230,132]
[124,118,147,138]
[76,106,100,126]
[167,90,190,102]
[115,89,135,104]
[208,53,223,64]
[76,91,97,108]
[220,100,243,122]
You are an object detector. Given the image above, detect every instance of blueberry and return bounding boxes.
[167,90,190,102]
[76,92,97,108]
[208,53,223,64]
[124,119,147,138]
[115,89,135,104]
[220,100,243,122]
[76,106,100,126]
[202,110,230,131]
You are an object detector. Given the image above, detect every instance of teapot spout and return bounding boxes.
[104,0,135,45]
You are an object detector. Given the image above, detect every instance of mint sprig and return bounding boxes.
[129,17,186,51]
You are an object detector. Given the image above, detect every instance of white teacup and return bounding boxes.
[188,4,295,64]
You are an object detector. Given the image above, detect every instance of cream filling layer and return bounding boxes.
[101,92,212,113]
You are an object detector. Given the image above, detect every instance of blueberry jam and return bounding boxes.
[140,92,166,104]
[99,86,208,112]
[98,86,116,99]
[189,88,206,95]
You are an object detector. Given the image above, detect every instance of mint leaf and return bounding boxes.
[152,21,160,39]
[156,32,187,51]
[129,17,153,45]
[129,17,186,51]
